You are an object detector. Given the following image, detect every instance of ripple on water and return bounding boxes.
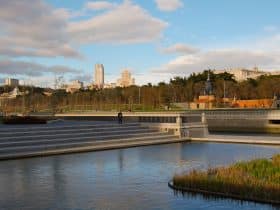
[0,141,279,210]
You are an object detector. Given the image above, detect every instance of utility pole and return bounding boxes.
[223,80,226,107]
[138,87,141,104]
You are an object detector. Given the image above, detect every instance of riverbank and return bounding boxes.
[171,154,280,205]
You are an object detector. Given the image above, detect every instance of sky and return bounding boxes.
[1,0,280,87]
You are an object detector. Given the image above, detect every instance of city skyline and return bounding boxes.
[1,0,280,87]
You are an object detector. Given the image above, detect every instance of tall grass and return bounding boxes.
[173,154,280,202]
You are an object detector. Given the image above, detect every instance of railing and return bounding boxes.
[204,109,280,120]
[138,113,202,124]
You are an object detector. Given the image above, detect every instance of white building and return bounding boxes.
[0,87,24,100]
[5,78,19,86]
[117,69,135,87]
[214,67,280,81]
[94,64,104,89]
[104,83,117,89]
[66,80,83,93]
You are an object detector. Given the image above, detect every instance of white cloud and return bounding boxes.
[0,0,167,59]
[69,1,168,44]
[264,25,278,32]
[152,32,280,77]
[0,59,80,77]
[0,0,82,59]
[71,74,92,84]
[153,46,280,75]
[134,73,173,85]
[155,0,183,12]
[86,1,116,10]
[160,43,199,55]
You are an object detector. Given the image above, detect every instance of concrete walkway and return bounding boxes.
[191,134,280,145]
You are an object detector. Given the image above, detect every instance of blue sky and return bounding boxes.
[1,0,280,86]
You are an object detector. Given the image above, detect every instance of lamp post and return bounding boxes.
[138,86,141,104]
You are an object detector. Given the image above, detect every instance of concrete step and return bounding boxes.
[0,122,141,133]
[0,121,186,161]
[0,127,156,142]
[0,131,168,148]
[0,125,145,138]
[0,136,183,160]
[0,133,175,154]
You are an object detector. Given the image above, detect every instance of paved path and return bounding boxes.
[191,134,280,145]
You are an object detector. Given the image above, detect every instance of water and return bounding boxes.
[0,142,279,210]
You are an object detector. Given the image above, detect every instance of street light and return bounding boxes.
[138,86,141,104]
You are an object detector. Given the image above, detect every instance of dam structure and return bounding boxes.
[0,112,207,160]
[191,109,280,133]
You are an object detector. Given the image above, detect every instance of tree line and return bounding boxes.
[1,70,280,113]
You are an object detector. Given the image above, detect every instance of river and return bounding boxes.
[0,142,279,210]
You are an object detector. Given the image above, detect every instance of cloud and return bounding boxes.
[0,59,79,77]
[69,1,168,44]
[155,0,183,12]
[0,0,167,59]
[0,0,82,59]
[134,73,173,85]
[85,1,116,10]
[152,49,280,75]
[71,74,92,83]
[152,32,280,76]
[160,43,199,55]
[264,25,278,32]
[0,40,82,59]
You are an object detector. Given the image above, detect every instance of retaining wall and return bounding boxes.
[188,109,280,133]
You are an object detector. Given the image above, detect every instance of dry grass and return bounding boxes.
[173,154,280,202]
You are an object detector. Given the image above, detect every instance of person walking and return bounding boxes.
[118,111,123,124]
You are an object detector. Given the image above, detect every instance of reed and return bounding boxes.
[173,154,280,203]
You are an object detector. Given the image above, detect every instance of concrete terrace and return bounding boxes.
[0,121,188,160]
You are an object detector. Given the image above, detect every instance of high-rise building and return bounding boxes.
[117,69,135,87]
[94,64,104,88]
[5,78,19,86]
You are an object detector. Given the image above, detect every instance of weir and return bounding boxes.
[56,112,208,139]
[204,109,280,133]
[0,112,207,160]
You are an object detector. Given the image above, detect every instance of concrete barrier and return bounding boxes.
[187,109,280,134]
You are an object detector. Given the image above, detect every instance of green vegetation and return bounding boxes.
[1,71,280,113]
[172,154,280,203]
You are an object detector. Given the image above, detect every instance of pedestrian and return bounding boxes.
[118,111,123,124]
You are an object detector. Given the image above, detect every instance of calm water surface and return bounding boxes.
[0,142,279,210]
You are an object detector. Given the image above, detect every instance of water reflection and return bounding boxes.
[0,142,279,210]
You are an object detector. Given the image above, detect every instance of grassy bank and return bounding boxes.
[172,154,280,203]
